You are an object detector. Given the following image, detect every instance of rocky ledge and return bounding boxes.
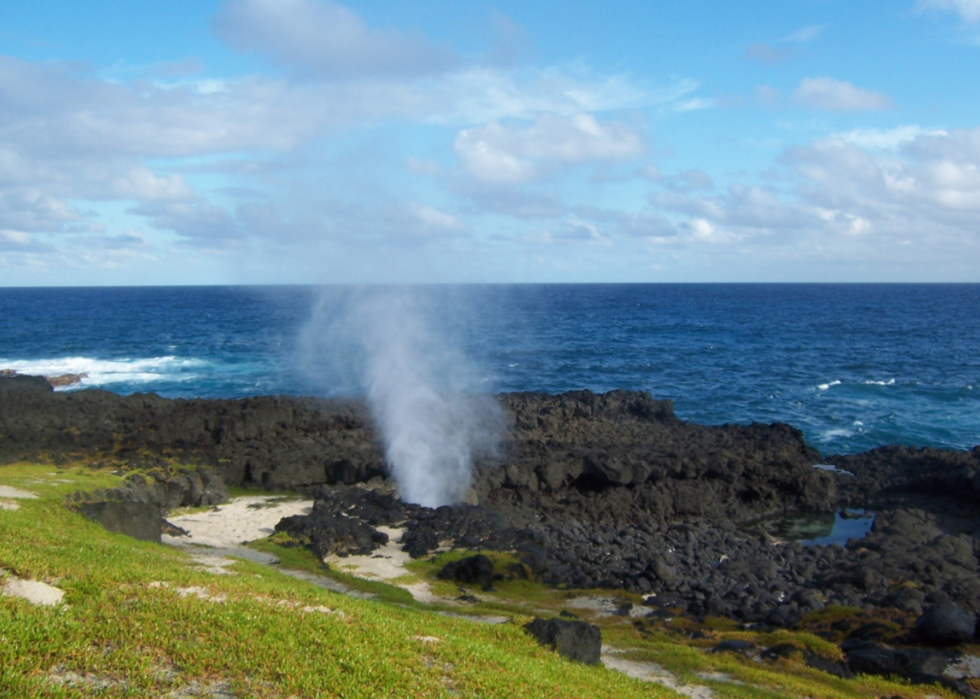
[2,373,979,689]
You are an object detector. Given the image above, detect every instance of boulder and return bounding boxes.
[436,554,495,591]
[523,618,601,665]
[79,501,163,543]
[915,602,977,646]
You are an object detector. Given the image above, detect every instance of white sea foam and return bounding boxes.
[817,380,841,391]
[0,356,207,389]
[816,427,854,442]
[864,378,896,386]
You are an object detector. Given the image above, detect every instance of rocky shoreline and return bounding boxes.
[2,373,978,691]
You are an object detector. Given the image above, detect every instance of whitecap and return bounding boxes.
[816,427,854,441]
[0,356,209,389]
[863,378,896,386]
[817,380,841,391]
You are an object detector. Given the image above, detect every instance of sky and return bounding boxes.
[1,0,980,285]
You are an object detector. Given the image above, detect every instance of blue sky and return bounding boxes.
[1,0,979,284]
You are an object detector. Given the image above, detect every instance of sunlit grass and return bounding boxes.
[2,462,975,698]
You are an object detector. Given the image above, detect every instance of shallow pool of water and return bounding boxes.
[747,510,875,547]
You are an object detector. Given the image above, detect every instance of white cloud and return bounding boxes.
[916,0,980,22]
[551,219,612,246]
[110,168,194,201]
[454,113,645,183]
[212,0,457,78]
[670,98,714,113]
[786,133,980,217]
[408,203,466,233]
[646,129,980,266]
[0,191,84,233]
[130,200,244,245]
[429,67,695,126]
[793,77,894,112]
[0,229,31,245]
[653,184,805,232]
[832,126,948,150]
[781,25,828,43]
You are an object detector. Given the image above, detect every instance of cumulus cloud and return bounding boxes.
[130,200,244,246]
[916,0,980,21]
[645,129,980,264]
[454,113,645,183]
[794,77,894,112]
[110,168,194,201]
[212,0,457,78]
[0,191,84,233]
[653,184,806,233]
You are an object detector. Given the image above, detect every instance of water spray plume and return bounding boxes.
[300,286,502,508]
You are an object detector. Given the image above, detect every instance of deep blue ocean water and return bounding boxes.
[1,284,978,456]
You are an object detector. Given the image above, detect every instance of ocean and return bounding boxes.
[1,284,978,456]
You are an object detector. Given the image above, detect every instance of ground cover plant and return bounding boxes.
[1,462,976,698]
[1,463,666,698]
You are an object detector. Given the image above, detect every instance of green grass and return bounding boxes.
[2,462,976,698]
[0,464,669,698]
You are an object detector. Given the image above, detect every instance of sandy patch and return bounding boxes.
[0,500,19,511]
[946,654,980,679]
[601,646,714,699]
[164,496,313,548]
[162,496,311,575]
[0,485,38,499]
[326,526,412,580]
[322,526,444,604]
[2,575,66,607]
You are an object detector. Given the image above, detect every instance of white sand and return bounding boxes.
[0,486,38,499]
[163,496,313,548]
[162,496,312,575]
[946,654,980,679]
[322,525,444,603]
[2,576,66,607]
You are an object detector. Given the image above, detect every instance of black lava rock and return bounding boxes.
[437,554,495,591]
[915,602,977,646]
[79,501,163,543]
[523,618,601,665]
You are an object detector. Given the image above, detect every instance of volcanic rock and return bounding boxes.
[79,501,163,543]
[437,554,495,591]
[523,618,601,665]
[915,602,977,646]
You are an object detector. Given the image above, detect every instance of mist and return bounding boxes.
[297,286,503,507]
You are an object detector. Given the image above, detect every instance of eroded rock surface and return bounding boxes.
[3,375,980,639]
